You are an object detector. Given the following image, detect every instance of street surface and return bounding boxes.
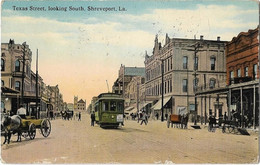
[1,112,258,164]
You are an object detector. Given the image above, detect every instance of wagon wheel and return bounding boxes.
[40,119,51,137]
[28,123,36,140]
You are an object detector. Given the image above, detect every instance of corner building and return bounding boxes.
[145,34,227,121]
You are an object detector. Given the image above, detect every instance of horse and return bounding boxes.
[1,114,22,144]
[180,113,189,129]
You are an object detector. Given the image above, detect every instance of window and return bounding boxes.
[209,79,216,89]
[1,80,4,86]
[244,67,248,77]
[118,101,124,112]
[15,60,20,72]
[15,81,20,91]
[210,57,216,70]
[253,64,257,79]
[102,101,109,111]
[237,69,241,77]
[182,79,188,92]
[194,57,198,70]
[230,71,234,79]
[110,101,117,111]
[183,56,188,69]
[1,58,5,71]
[193,78,198,91]
[170,57,173,70]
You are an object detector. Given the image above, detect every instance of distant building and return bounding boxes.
[74,96,78,110]
[112,65,145,97]
[76,99,86,111]
[67,103,74,111]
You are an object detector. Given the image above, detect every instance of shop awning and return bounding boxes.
[151,96,172,110]
[125,106,134,111]
[1,86,19,94]
[139,101,152,110]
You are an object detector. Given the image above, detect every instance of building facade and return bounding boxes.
[112,65,145,98]
[145,34,227,121]
[1,40,65,118]
[77,99,86,111]
[225,27,259,128]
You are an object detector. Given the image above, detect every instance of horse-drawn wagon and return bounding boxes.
[167,113,189,129]
[2,114,51,144]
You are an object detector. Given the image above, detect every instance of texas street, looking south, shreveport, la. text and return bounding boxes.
[12,6,127,12]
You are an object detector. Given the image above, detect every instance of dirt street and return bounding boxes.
[1,112,258,164]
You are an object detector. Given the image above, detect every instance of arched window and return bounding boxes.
[15,60,20,72]
[1,80,4,86]
[15,81,20,91]
[1,58,5,71]
[209,78,216,89]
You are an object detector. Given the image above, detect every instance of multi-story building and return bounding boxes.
[225,27,259,128]
[145,34,227,121]
[1,40,36,114]
[77,99,86,111]
[112,65,145,98]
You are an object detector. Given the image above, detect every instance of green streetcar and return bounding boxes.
[94,93,124,128]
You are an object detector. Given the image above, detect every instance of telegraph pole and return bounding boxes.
[36,49,39,119]
[161,59,164,122]
[21,42,26,105]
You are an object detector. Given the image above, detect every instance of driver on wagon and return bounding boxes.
[17,105,26,119]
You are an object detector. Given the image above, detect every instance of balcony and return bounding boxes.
[229,77,252,85]
[195,80,227,94]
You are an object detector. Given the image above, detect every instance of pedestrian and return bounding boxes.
[91,111,95,126]
[155,112,159,120]
[138,112,143,123]
[17,105,26,119]
[224,112,227,121]
[165,113,168,121]
[140,112,147,125]
[78,112,81,121]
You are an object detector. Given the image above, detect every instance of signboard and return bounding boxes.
[177,106,187,115]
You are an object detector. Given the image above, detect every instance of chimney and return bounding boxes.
[217,36,220,41]
[200,35,204,40]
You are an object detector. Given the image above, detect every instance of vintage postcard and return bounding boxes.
[1,0,259,164]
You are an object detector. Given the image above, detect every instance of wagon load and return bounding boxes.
[167,107,189,129]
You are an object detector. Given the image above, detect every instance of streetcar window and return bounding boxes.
[118,102,124,112]
[102,101,109,111]
[110,101,117,111]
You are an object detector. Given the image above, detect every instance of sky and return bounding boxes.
[1,0,259,105]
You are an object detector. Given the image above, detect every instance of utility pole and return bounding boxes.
[36,49,39,119]
[21,42,26,106]
[161,59,164,122]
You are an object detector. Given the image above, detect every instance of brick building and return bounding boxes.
[225,27,259,128]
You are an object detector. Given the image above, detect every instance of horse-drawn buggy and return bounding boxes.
[1,114,51,144]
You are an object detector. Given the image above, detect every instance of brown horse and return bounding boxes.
[1,114,22,144]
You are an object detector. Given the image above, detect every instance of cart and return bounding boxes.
[20,117,51,140]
